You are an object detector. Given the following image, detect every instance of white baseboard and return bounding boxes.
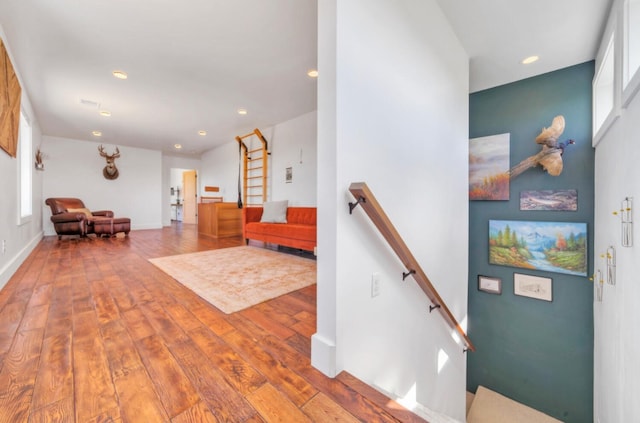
[311,333,337,377]
[0,232,43,289]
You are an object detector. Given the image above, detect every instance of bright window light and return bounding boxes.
[19,110,33,221]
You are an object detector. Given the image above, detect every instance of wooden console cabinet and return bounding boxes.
[197,202,242,238]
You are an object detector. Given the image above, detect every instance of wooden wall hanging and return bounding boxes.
[0,38,22,158]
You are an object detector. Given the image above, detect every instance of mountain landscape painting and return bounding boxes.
[489,220,587,276]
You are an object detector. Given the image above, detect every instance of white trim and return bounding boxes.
[622,0,640,106]
[0,232,43,289]
[311,333,337,377]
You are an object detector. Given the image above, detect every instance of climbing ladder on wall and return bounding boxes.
[236,128,269,207]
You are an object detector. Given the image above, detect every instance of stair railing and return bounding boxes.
[348,182,475,353]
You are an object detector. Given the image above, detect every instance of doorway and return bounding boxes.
[170,168,197,223]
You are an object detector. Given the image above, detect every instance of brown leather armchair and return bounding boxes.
[45,198,114,239]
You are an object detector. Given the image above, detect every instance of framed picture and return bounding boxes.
[520,190,578,211]
[514,273,552,301]
[285,166,292,183]
[478,275,502,294]
[0,39,22,158]
[489,220,587,276]
[469,133,510,201]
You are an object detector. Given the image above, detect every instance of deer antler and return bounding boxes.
[112,147,120,158]
[98,145,107,157]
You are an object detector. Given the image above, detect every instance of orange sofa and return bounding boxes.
[243,206,316,252]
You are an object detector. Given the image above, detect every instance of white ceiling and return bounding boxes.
[0,0,612,156]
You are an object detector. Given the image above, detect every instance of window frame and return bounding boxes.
[17,109,33,225]
[622,0,640,106]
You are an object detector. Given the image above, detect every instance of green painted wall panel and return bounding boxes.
[467,62,594,423]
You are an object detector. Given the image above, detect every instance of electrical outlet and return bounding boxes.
[371,273,381,297]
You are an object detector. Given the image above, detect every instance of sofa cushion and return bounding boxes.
[260,200,288,223]
[286,207,317,225]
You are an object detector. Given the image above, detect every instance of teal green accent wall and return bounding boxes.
[467,62,594,423]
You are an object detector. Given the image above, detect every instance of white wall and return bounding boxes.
[200,111,317,206]
[314,1,469,421]
[593,4,640,421]
[0,26,44,288]
[42,136,163,234]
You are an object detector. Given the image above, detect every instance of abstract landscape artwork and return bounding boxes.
[469,133,510,200]
[489,220,587,276]
[520,190,578,211]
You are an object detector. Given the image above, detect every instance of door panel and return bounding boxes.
[182,170,197,224]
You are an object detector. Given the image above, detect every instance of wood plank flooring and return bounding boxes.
[0,224,426,422]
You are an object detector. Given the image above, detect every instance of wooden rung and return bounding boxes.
[247,195,263,197]
[247,176,263,180]
[238,131,257,140]
[204,186,220,192]
[249,148,263,153]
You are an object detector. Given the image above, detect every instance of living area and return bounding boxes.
[2,1,639,423]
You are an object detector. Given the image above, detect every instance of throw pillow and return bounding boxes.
[260,200,288,223]
[67,207,93,219]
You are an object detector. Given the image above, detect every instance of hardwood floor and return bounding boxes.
[0,224,425,422]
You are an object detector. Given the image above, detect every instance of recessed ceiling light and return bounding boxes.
[92,130,102,137]
[174,143,182,149]
[522,55,539,65]
[99,110,111,117]
[237,108,248,115]
[307,69,318,78]
[198,130,207,136]
[112,70,128,80]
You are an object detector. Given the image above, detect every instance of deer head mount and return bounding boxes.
[98,145,120,180]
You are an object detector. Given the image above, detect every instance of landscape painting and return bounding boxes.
[469,133,510,200]
[520,189,578,211]
[489,220,587,276]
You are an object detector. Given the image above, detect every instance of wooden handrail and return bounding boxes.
[349,182,475,352]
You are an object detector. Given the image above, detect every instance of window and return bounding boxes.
[18,110,32,222]
[593,32,616,141]
[623,0,640,104]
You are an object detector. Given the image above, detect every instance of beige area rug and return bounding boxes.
[149,246,316,314]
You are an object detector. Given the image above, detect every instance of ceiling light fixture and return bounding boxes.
[198,130,207,136]
[522,55,539,65]
[307,69,318,78]
[237,108,248,115]
[92,130,102,137]
[112,70,128,80]
[174,143,182,149]
[99,110,111,117]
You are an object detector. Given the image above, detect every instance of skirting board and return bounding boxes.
[311,333,337,377]
[0,232,43,289]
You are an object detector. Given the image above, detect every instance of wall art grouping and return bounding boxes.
[489,219,587,276]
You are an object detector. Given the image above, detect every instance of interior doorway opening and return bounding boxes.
[170,168,197,224]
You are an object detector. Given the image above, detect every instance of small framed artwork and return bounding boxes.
[514,273,552,302]
[285,166,292,183]
[478,275,502,295]
[520,189,578,211]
